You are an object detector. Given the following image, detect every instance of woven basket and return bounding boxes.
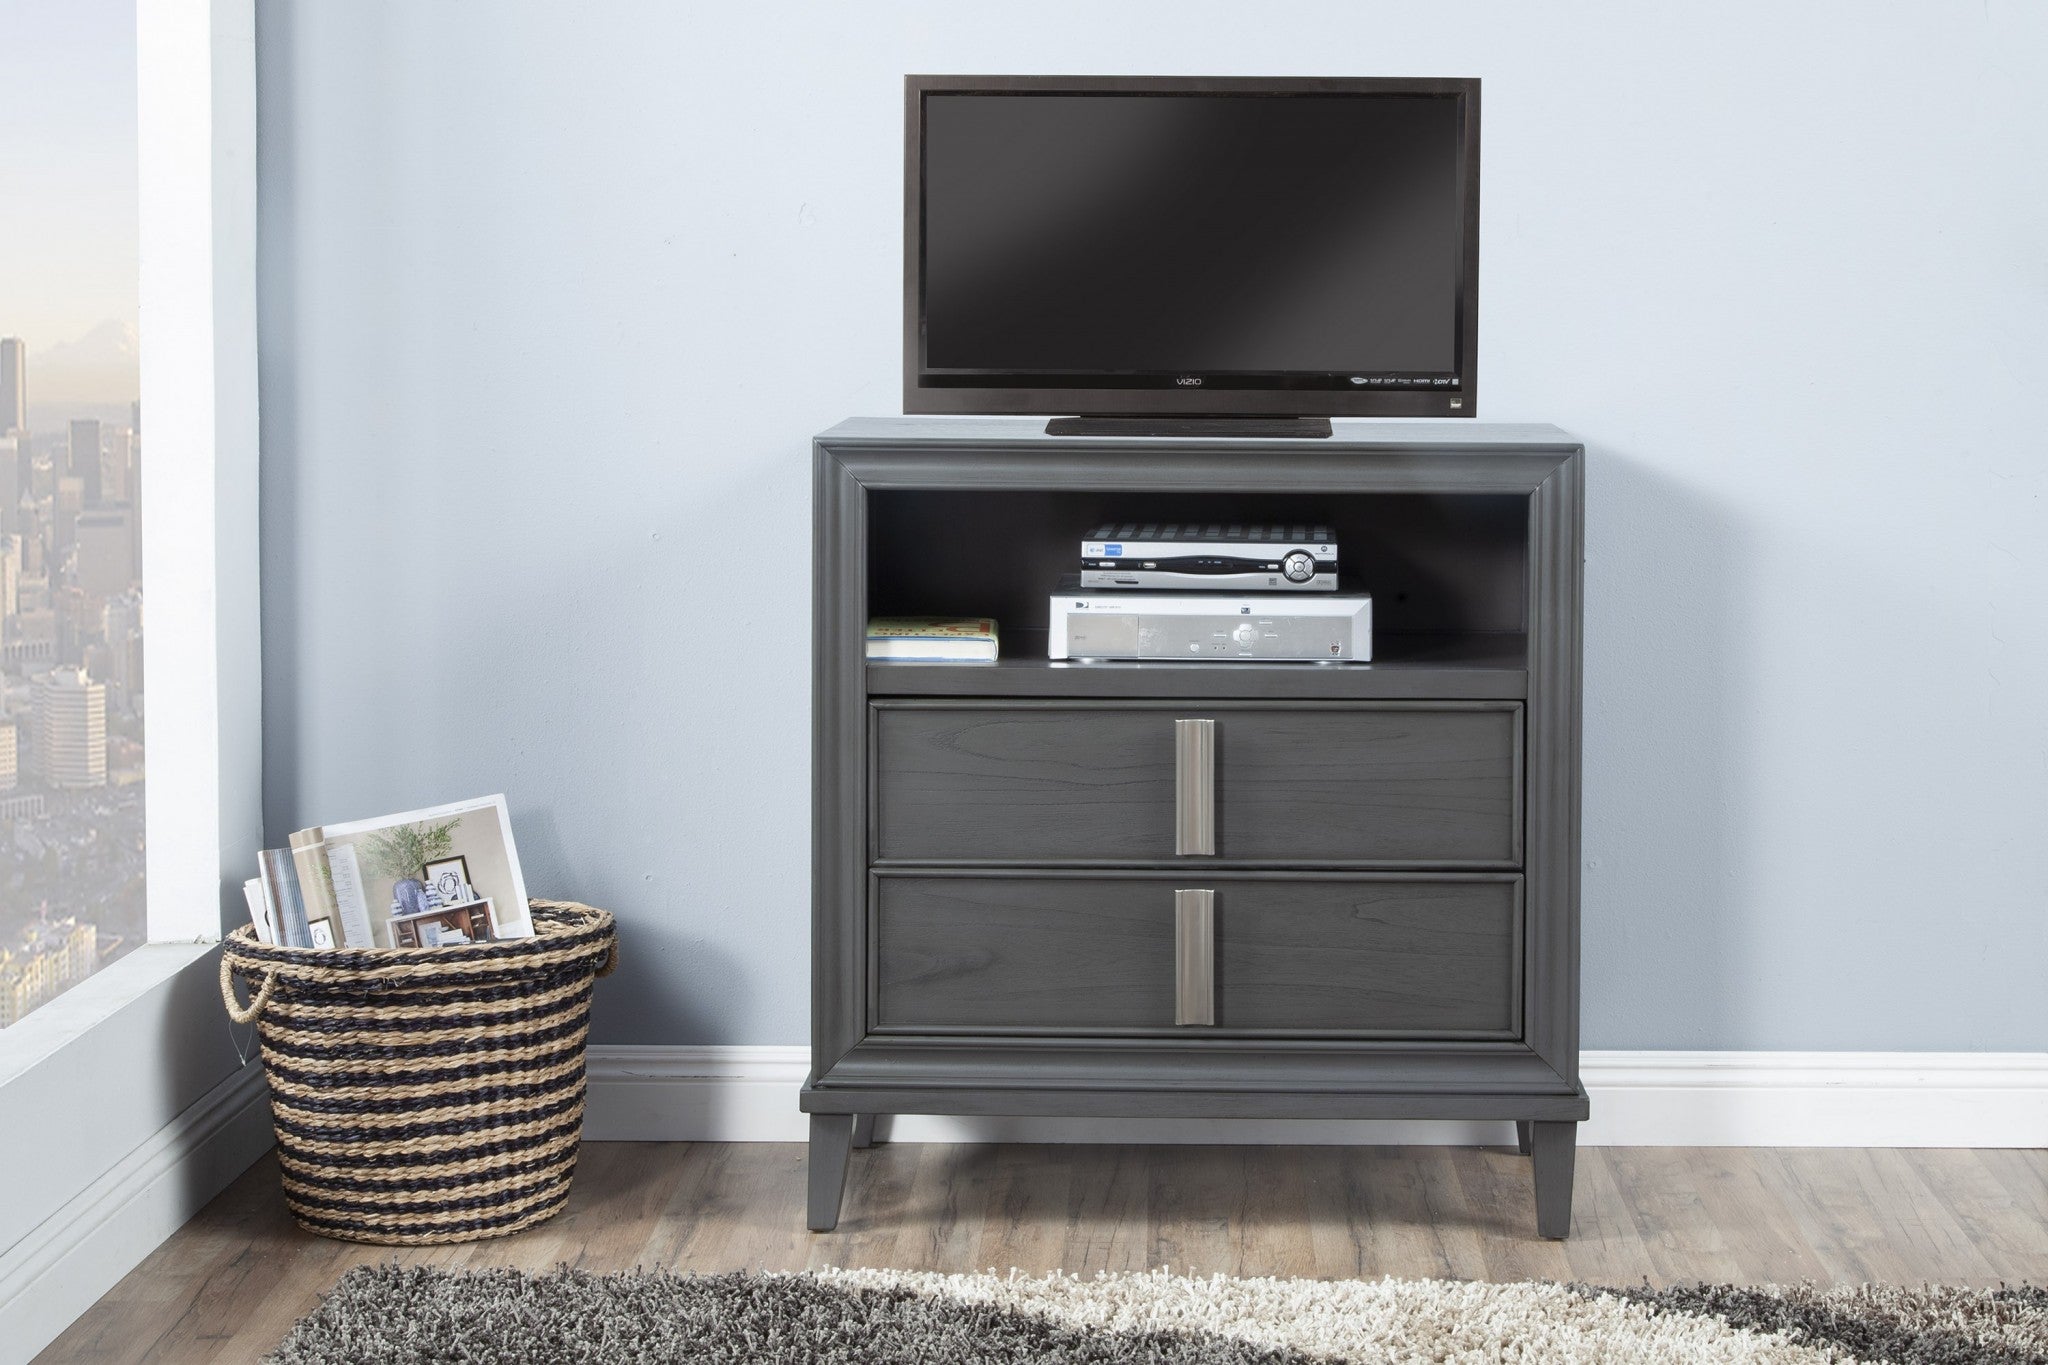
[220,899,617,1245]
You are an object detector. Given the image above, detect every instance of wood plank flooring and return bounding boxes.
[35,1141,2048,1364]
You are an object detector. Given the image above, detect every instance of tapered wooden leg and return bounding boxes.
[1530,1120,1577,1239]
[807,1114,855,1232]
[850,1113,878,1148]
[1515,1120,1533,1156]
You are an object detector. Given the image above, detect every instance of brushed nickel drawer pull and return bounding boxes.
[1174,718,1216,856]
[1174,888,1216,1026]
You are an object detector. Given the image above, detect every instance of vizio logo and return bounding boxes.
[1175,375,1203,387]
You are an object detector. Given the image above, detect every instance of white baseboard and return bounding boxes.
[1577,1050,2048,1147]
[0,1061,273,1365]
[584,1046,2048,1149]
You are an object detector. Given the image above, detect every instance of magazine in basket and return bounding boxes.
[253,794,534,949]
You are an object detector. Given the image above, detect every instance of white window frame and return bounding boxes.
[0,0,259,1081]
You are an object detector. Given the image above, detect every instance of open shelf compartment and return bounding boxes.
[865,488,1530,699]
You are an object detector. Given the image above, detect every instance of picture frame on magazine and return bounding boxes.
[422,855,474,906]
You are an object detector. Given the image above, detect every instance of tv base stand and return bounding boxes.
[1045,415,1333,439]
[807,418,1587,1239]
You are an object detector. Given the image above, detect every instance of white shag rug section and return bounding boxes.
[818,1266,1849,1364]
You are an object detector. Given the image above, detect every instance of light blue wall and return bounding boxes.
[256,1,2048,1050]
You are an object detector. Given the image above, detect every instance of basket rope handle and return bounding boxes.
[220,954,276,1025]
[596,935,619,978]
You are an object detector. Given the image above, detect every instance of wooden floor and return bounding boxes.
[36,1141,2048,1363]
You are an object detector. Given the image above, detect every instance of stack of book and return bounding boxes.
[865,616,999,663]
[244,794,533,950]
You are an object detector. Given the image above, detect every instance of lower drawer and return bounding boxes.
[872,873,1521,1038]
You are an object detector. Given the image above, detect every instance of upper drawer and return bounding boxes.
[872,701,1521,866]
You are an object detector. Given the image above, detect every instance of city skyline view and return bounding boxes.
[1,0,145,1027]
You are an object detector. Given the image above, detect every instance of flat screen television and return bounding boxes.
[904,76,1480,433]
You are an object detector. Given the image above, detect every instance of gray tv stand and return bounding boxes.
[805,417,1586,1237]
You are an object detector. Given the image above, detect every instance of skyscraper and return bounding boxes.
[18,511,43,578]
[104,591,143,708]
[76,508,135,597]
[54,476,83,553]
[33,667,107,788]
[53,584,100,666]
[0,534,18,620]
[0,338,24,434]
[70,420,102,503]
[101,427,132,503]
[0,435,16,536]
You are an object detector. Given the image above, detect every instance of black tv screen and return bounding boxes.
[905,77,1480,421]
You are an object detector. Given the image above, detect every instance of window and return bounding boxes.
[1,1,146,1027]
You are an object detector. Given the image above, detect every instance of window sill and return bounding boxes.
[0,942,219,1091]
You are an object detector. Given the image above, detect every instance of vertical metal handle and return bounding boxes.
[1174,888,1215,1026]
[1174,718,1215,856]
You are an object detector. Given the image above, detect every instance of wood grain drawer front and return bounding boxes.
[873,874,1522,1037]
[872,703,1522,865]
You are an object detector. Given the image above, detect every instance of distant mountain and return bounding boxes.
[28,319,139,409]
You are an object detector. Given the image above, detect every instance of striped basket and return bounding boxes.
[219,899,617,1245]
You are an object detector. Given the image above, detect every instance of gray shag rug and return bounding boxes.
[268,1264,2048,1364]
